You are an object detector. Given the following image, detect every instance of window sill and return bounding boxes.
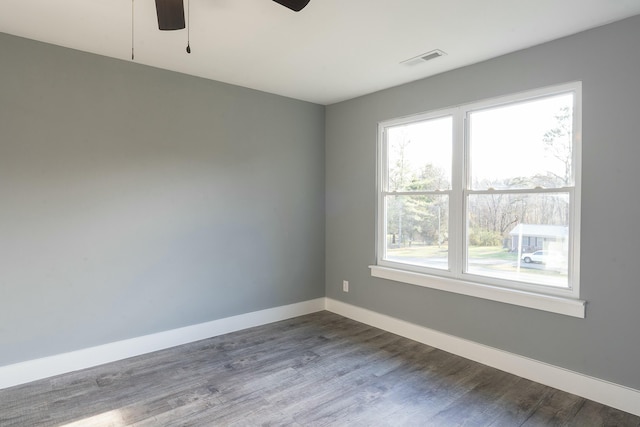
[369,265,585,318]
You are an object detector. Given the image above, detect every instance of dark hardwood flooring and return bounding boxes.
[1,311,638,426]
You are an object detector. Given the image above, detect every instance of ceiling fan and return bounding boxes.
[155,0,312,31]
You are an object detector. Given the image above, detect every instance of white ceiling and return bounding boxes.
[1,0,639,105]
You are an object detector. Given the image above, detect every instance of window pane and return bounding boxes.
[466,193,570,288]
[385,194,448,270]
[469,94,574,190]
[387,116,452,192]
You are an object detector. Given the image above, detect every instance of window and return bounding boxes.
[372,83,584,317]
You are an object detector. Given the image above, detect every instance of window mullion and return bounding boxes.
[467,187,574,195]
[382,190,451,197]
[450,108,466,277]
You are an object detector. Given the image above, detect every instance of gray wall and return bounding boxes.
[326,15,640,390]
[0,33,325,367]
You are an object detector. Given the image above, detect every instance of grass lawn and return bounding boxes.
[387,245,448,257]
[387,244,566,285]
[387,245,517,260]
[467,246,518,261]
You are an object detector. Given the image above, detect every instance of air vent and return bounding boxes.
[401,49,447,66]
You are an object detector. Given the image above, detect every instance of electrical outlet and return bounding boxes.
[342,280,349,292]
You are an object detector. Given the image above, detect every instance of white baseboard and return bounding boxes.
[0,298,326,390]
[4,296,639,417]
[325,298,640,417]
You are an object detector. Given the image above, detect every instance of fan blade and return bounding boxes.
[155,0,185,31]
[272,0,311,12]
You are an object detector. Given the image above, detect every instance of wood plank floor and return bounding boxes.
[1,311,638,426]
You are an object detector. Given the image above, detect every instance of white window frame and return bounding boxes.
[371,82,585,318]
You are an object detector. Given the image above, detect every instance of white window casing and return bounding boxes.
[373,82,584,318]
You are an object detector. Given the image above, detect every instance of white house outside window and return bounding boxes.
[372,83,584,317]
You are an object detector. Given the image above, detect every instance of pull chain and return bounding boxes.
[186,0,191,53]
[131,0,135,60]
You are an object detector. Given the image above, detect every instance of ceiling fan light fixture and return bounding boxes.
[155,0,186,30]
[272,0,311,12]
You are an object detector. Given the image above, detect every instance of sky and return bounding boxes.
[387,93,574,188]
